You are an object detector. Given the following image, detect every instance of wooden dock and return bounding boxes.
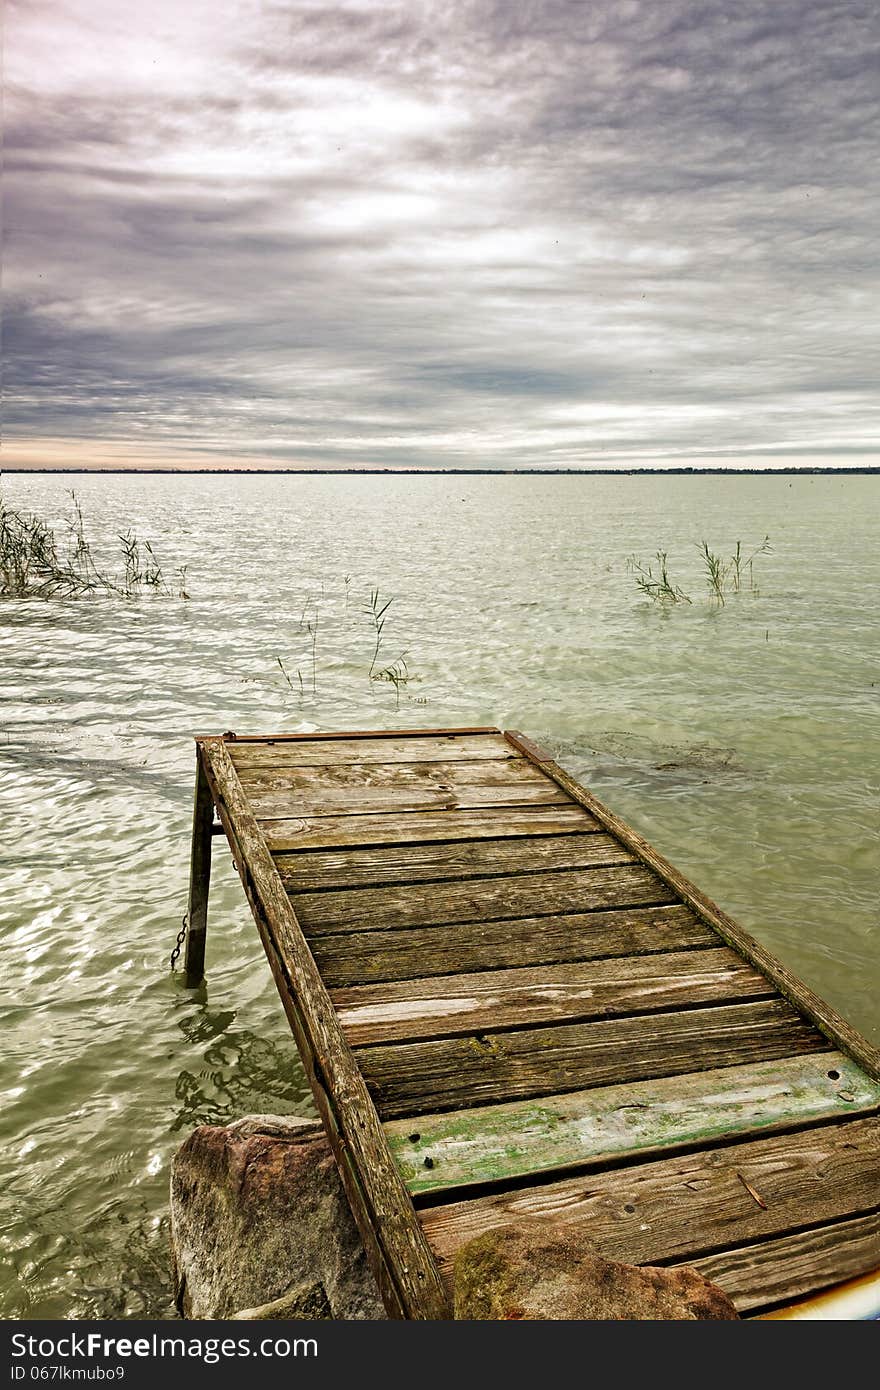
[185,727,880,1319]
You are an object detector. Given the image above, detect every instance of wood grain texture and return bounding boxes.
[294,864,674,936]
[230,734,517,766]
[238,756,548,794]
[275,832,630,892]
[331,947,775,1045]
[360,999,829,1118]
[383,1052,880,1194]
[261,804,598,851]
[197,737,449,1320]
[246,779,571,819]
[419,1115,880,1288]
[684,1212,880,1314]
[214,725,499,743]
[309,904,718,988]
[505,732,880,1081]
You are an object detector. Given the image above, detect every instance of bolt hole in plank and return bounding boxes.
[186,727,880,1319]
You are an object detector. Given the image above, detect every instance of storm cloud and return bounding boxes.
[4,0,878,468]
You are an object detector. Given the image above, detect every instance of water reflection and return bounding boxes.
[172,1021,314,1133]
[2,1187,177,1320]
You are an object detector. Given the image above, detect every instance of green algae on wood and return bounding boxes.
[385,1052,880,1195]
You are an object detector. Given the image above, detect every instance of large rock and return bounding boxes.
[170,1114,386,1319]
[454,1226,739,1320]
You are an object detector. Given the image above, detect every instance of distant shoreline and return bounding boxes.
[3,466,878,476]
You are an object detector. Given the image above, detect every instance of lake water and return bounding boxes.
[1,469,877,1318]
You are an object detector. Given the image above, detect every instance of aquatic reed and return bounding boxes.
[275,655,297,693]
[365,587,394,678]
[372,654,410,708]
[0,492,183,600]
[731,536,772,593]
[273,580,424,709]
[1,497,100,597]
[698,540,727,604]
[627,551,692,604]
[629,536,772,607]
[119,531,166,594]
[307,613,319,695]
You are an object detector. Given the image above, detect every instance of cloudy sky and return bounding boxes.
[4,0,878,470]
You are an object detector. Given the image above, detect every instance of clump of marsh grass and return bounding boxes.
[119,531,167,595]
[698,536,773,603]
[629,536,772,607]
[627,551,692,604]
[2,496,101,597]
[0,492,185,600]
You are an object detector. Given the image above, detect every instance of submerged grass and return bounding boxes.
[4,495,425,707]
[627,551,692,604]
[364,586,394,678]
[270,577,425,709]
[0,492,185,601]
[372,654,411,709]
[698,540,726,604]
[629,536,772,607]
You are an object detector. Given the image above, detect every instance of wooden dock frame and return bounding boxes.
[184,726,880,1319]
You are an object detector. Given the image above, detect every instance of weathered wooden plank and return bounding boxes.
[262,804,598,851]
[246,780,571,819]
[196,737,449,1320]
[276,832,632,892]
[230,734,517,766]
[294,864,674,936]
[506,732,880,1081]
[183,745,214,983]
[383,1052,880,1194]
[360,999,829,1118]
[213,725,499,742]
[309,904,718,988]
[683,1212,880,1314]
[237,756,548,794]
[419,1115,880,1288]
[332,947,775,1046]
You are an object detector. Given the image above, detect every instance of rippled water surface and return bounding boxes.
[1,470,877,1318]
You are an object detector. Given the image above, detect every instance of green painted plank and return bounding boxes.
[385,1052,880,1195]
[419,1115,880,1289]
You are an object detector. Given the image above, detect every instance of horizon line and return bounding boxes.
[2,465,878,477]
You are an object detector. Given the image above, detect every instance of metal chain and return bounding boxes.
[169,913,188,970]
